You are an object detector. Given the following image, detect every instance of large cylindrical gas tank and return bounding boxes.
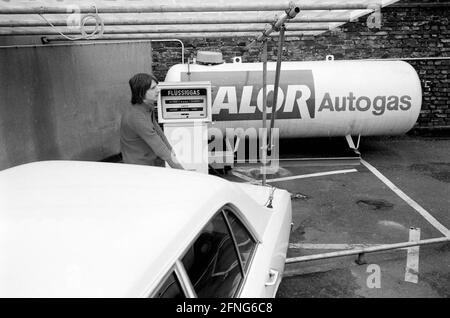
[165,60,422,137]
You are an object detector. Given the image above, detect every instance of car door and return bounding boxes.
[180,209,247,297]
[235,189,292,298]
[152,269,187,298]
[151,206,264,298]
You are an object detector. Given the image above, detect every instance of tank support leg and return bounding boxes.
[345,134,361,156]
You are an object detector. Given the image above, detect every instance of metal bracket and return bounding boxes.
[270,16,280,32]
[250,3,299,45]
[367,4,382,30]
[232,56,242,63]
[270,18,286,33]
[345,134,361,156]
[423,80,432,92]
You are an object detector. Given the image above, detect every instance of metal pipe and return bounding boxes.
[42,31,313,42]
[0,38,185,64]
[323,57,450,63]
[267,26,285,156]
[0,2,373,14]
[0,39,158,49]
[0,16,350,28]
[261,40,268,186]
[358,57,450,62]
[390,2,450,8]
[286,237,450,264]
[256,5,300,42]
[151,39,185,65]
[0,24,329,36]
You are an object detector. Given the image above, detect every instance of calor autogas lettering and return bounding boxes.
[165,60,422,137]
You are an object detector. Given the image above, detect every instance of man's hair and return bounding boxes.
[129,73,159,105]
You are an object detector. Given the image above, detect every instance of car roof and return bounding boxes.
[0,161,271,297]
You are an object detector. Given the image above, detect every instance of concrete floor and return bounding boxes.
[223,134,450,298]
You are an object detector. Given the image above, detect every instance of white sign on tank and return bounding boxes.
[165,60,422,138]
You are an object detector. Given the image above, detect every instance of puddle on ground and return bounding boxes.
[356,199,394,211]
[290,224,307,242]
[410,163,450,183]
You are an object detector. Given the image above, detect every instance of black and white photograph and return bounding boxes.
[0,0,449,303]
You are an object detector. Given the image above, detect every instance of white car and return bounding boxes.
[0,161,292,298]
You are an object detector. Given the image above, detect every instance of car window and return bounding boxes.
[224,210,257,272]
[154,272,185,298]
[182,213,243,298]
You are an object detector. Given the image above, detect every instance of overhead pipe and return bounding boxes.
[0,2,374,14]
[0,24,329,36]
[255,4,300,42]
[42,31,314,43]
[151,39,185,65]
[359,57,450,62]
[0,16,350,28]
[390,2,450,8]
[0,38,185,64]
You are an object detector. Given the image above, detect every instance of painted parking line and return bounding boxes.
[231,168,358,184]
[230,171,260,184]
[361,159,450,238]
[266,169,358,183]
[405,227,420,283]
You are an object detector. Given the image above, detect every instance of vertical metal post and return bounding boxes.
[261,40,268,186]
[267,26,285,156]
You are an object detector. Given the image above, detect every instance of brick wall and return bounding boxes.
[151,0,450,130]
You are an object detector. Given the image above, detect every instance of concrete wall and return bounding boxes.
[0,41,152,170]
[152,0,450,130]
